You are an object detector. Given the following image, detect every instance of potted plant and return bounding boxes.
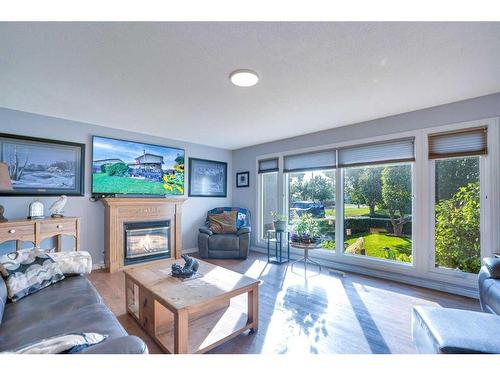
[270,211,288,232]
[291,213,320,245]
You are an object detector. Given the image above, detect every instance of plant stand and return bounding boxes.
[291,242,345,277]
[266,230,290,264]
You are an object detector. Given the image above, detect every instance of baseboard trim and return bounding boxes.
[182,247,198,254]
[250,246,479,299]
[92,262,106,271]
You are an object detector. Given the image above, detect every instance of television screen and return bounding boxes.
[92,136,185,195]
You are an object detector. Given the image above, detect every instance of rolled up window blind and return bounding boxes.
[258,158,279,173]
[428,127,487,159]
[338,137,415,168]
[283,149,336,173]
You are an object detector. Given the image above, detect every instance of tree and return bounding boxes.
[435,182,480,273]
[435,157,479,200]
[381,166,412,236]
[8,145,29,181]
[358,167,383,216]
[290,173,334,202]
[344,168,365,207]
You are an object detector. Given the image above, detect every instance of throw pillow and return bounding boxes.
[48,251,93,275]
[0,248,65,302]
[208,211,237,234]
[11,332,108,354]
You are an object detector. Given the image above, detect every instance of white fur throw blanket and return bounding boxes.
[48,251,92,275]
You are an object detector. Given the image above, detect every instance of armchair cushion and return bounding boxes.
[484,257,500,279]
[237,226,251,235]
[199,226,213,236]
[208,234,239,251]
[208,211,237,234]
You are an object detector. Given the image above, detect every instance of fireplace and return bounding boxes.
[123,220,171,266]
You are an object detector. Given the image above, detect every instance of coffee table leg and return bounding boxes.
[247,285,259,334]
[174,309,189,354]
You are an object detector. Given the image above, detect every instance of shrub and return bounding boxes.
[106,162,129,177]
[344,217,411,235]
[435,182,480,273]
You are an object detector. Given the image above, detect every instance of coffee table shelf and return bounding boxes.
[155,295,251,354]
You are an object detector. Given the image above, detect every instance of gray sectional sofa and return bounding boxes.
[0,274,147,354]
[412,257,500,354]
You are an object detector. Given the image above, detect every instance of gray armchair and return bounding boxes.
[198,207,251,259]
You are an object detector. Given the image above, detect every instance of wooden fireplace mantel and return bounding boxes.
[102,197,187,273]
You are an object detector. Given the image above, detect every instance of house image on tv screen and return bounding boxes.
[93,152,170,182]
[129,152,168,181]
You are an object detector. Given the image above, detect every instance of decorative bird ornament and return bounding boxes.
[49,195,68,218]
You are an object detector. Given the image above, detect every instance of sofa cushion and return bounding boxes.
[0,276,6,324]
[0,302,127,352]
[208,211,237,234]
[76,335,148,354]
[11,332,108,354]
[208,234,239,250]
[412,306,500,354]
[48,251,93,275]
[0,249,65,301]
[1,276,103,331]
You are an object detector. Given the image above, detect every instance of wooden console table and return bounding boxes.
[0,217,80,251]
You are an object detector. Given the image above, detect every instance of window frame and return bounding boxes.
[425,120,497,281]
[255,117,499,291]
[340,162,415,266]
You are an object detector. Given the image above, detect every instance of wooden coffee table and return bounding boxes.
[124,258,260,354]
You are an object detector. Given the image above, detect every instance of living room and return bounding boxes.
[0,2,499,373]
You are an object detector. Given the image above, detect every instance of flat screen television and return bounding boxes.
[92,136,185,196]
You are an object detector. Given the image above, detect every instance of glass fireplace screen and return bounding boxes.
[124,221,171,265]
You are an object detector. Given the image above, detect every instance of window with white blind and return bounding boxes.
[431,127,488,274]
[341,138,414,263]
[255,118,497,294]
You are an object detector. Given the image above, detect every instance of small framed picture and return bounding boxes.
[236,171,249,188]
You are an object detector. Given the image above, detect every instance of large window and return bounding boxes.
[430,127,487,274]
[258,158,280,240]
[256,121,495,292]
[434,156,480,273]
[343,163,413,263]
[260,172,278,240]
[287,169,335,250]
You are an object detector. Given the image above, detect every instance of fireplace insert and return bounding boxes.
[123,220,171,266]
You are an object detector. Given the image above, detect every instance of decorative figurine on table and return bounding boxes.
[49,195,68,218]
[171,254,200,278]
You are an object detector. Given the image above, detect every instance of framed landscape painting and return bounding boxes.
[0,133,85,196]
[188,158,227,197]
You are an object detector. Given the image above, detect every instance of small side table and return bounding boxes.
[267,230,290,264]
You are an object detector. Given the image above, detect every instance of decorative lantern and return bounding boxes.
[28,200,45,220]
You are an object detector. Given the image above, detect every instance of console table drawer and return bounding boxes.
[1,224,35,241]
[40,220,77,236]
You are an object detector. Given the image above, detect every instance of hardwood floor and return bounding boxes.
[88,251,480,354]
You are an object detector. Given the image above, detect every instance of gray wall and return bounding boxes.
[0,107,232,264]
[232,92,500,246]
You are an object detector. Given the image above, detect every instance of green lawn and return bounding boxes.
[345,232,412,262]
[320,232,412,263]
[93,173,182,195]
[325,206,370,218]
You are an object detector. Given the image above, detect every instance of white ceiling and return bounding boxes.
[0,22,499,150]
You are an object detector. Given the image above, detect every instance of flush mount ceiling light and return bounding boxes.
[229,69,259,87]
